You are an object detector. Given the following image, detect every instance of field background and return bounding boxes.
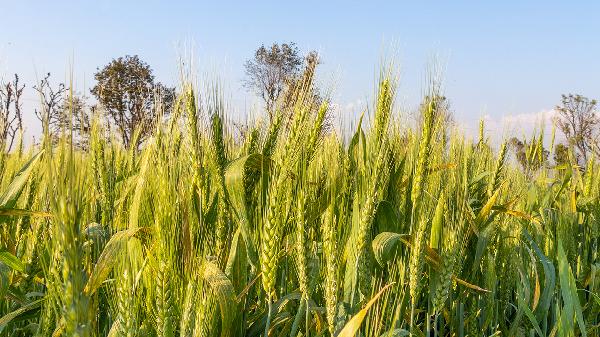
[0,66,598,336]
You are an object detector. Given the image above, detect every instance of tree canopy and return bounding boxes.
[243,42,304,118]
[554,94,599,163]
[91,55,174,148]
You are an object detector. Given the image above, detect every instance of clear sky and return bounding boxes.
[1,1,599,139]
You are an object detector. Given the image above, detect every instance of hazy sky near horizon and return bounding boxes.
[1,1,599,139]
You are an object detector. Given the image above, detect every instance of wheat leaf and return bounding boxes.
[337,283,394,337]
[84,227,150,295]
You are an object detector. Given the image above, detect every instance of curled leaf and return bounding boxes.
[337,283,394,337]
[84,227,150,295]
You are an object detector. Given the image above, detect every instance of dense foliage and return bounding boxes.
[0,70,598,337]
[91,55,175,148]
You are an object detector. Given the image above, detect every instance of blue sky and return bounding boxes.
[1,1,599,138]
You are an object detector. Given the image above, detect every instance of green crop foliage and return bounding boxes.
[0,66,598,337]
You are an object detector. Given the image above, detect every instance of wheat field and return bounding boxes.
[0,69,598,337]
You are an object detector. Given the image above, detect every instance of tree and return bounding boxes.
[34,73,66,135]
[281,51,323,110]
[554,94,599,163]
[243,42,303,119]
[0,74,24,152]
[509,136,549,176]
[91,55,175,148]
[553,143,571,167]
[63,94,91,148]
[418,94,454,146]
[34,73,91,147]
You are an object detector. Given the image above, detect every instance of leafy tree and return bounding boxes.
[553,143,571,167]
[509,136,548,176]
[243,42,303,119]
[554,94,599,163]
[63,94,91,148]
[91,55,174,148]
[280,50,325,112]
[419,94,454,146]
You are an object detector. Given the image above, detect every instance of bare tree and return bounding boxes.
[243,42,303,119]
[0,74,25,152]
[554,94,599,162]
[34,73,66,135]
[33,73,92,147]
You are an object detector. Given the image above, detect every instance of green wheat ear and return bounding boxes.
[487,141,508,198]
[411,98,436,209]
[322,204,339,336]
